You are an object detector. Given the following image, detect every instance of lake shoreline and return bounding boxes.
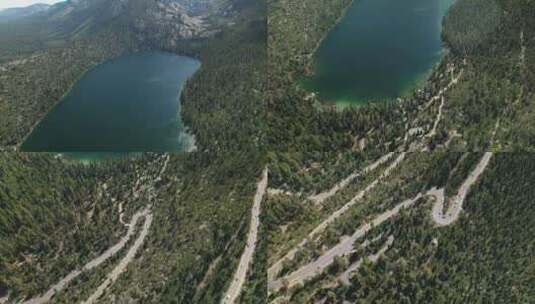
[21,51,201,154]
[16,52,127,151]
[302,0,456,108]
[303,0,355,77]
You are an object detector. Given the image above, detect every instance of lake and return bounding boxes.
[21,51,201,153]
[301,0,456,106]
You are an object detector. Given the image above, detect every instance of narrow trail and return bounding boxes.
[422,68,463,111]
[270,152,493,293]
[268,153,406,282]
[155,154,171,183]
[426,95,445,139]
[308,153,395,206]
[490,119,500,145]
[21,154,171,304]
[408,68,463,152]
[519,29,528,90]
[414,68,462,141]
[84,155,171,302]
[338,236,394,286]
[221,168,268,304]
[118,202,128,227]
[520,30,526,69]
[82,209,153,304]
[195,217,247,297]
[23,209,151,304]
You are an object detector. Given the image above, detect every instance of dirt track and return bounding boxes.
[309,153,395,205]
[431,152,493,226]
[269,194,421,292]
[23,208,150,304]
[427,96,445,139]
[268,152,405,282]
[270,152,493,293]
[82,209,153,304]
[221,168,268,304]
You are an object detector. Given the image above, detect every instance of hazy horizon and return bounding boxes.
[0,0,64,10]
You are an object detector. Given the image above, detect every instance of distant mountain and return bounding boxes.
[0,3,51,20]
[0,0,239,48]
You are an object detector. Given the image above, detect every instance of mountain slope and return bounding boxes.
[0,4,51,21]
[0,1,266,302]
[0,0,240,59]
[0,0,263,149]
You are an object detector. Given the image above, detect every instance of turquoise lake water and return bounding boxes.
[21,52,200,154]
[301,0,456,106]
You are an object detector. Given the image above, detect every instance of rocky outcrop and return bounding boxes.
[138,0,209,42]
[18,0,236,48]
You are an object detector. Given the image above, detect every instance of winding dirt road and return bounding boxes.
[118,202,128,227]
[82,209,153,304]
[221,168,268,304]
[269,193,421,292]
[23,208,151,304]
[268,152,406,282]
[268,66,466,284]
[431,152,493,226]
[270,152,494,293]
[20,155,170,304]
[80,155,170,302]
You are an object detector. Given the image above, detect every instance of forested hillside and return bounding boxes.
[0,0,267,302]
[0,31,133,147]
[266,150,534,302]
[267,1,535,302]
[267,0,405,193]
[0,153,145,299]
[0,150,266,303]
[0,4,51,21]
[267,0,535,196]
[180,0,266,154]
[440,0,535,150]
[0,0,265,151]
[311,153,535,303]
